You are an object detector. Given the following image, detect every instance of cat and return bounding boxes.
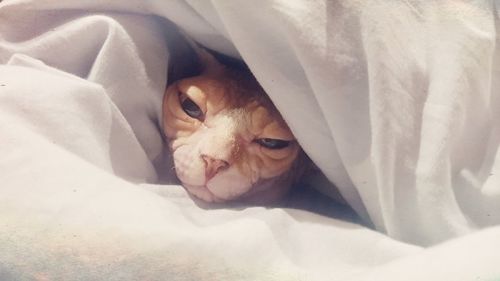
[162,38,306,204]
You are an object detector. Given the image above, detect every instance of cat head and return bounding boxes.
[162,42,303,203]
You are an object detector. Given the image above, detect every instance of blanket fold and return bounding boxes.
[1,0,500,280]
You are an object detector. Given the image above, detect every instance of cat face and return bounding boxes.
[162,53,301,203]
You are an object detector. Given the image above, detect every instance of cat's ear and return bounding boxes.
[181,32,224,74]
[192,43,224,74]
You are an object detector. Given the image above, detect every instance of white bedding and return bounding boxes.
[1,1,500,280]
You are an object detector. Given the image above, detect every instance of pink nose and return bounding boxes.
[201,155,230,180]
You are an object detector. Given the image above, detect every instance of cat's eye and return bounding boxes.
[179,93,203,119]
[255,138,291,150]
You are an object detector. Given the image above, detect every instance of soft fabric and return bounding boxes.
[1,1,500,280]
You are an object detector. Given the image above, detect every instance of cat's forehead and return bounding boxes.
[177,71,277,113]
[179,72,257,100]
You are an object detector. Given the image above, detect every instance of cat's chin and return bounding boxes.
[182,180,290,205]
[182,183,227,203]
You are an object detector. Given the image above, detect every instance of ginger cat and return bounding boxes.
[162,41,304,204]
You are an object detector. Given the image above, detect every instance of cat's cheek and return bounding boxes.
[241,178,291,204]
[164,111,200,134]
[163,110,198,139]
[172,146,206,186]
[256,148,300,177]
[206,168,253,201]
[254,155,292,179]
[183,184,219,203]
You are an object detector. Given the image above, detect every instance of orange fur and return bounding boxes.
[162,42,304,203]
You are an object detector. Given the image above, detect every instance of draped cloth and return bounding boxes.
[1,1,500,280]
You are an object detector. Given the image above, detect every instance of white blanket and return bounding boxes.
[1,1,500,280]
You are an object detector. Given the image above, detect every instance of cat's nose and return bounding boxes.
[201,155,230,181]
